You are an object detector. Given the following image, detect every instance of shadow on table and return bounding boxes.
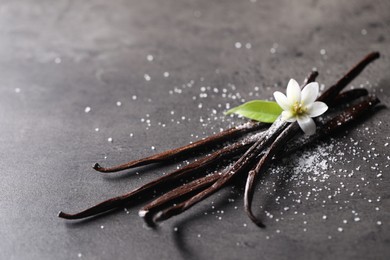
[169,184,242,259]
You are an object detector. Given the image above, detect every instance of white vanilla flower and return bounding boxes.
[273,78,328,135]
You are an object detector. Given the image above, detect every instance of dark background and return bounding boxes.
[0,0,389,259]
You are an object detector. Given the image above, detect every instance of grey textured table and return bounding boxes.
[1,0,389,259]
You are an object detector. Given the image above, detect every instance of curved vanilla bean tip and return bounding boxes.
[58,197,125,220]
[244,197,266,228]
[58,211,76,219]
[93,157,160,173]
[58,211,86,220]
[244,170,266,228]
[248,214,266,228]
[93,122,265,173]
[305,71,319,84]
[93,163,102,171]
[138,210,148,218]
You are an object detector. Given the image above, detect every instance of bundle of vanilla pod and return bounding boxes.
[59,52,381,227]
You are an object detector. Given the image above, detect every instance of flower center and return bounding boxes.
[292,102,307,116]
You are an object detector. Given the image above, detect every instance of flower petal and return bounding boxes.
[286,79,301,103]
[297,115,316,135]
[307,102,328,117]
[301,82,319,105]
[282,111,296,122]
[274,91,292,111]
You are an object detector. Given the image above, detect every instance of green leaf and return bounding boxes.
[225,100,283,123]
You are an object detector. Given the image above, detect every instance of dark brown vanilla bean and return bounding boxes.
[58,140,254,219]
[305,71,319,85]
[318,52,379,103]
[93,121,266,173]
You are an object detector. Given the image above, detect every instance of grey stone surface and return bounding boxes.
[0,0,389,259]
